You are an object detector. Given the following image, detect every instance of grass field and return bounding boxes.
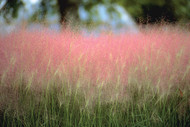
[0,25,190,126]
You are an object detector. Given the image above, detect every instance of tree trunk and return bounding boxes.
[57,0,78,23]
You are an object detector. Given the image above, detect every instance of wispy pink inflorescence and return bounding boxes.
[0,26,189,87]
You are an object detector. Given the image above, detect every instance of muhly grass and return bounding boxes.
[0,25,190,126]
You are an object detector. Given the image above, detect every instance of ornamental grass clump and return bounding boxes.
[0,25,189,126]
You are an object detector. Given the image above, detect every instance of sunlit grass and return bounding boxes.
[0,25,190,126]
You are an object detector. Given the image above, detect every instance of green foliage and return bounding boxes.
[172,0,190,22]
[121,0,190,23]
[0,0,23,23]
[1,0,190,24]
[30,0,59,22]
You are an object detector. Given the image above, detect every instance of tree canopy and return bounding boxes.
[0,0,189,24]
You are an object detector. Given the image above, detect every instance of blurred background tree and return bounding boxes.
[0,0,24,23]
[0,0,189,25]
[121,0,190,23]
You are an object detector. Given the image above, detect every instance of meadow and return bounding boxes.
[0,25,190,126]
